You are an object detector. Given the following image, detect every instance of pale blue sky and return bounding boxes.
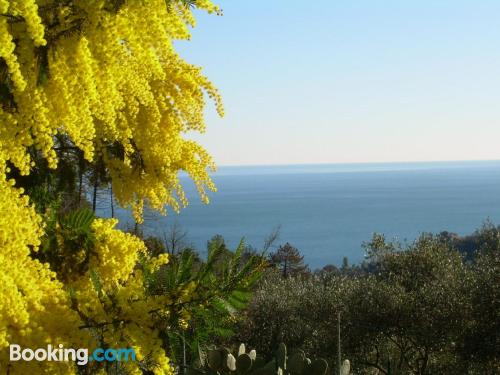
[176,0,500,166]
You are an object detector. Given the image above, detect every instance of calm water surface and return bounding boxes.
[106,160,500,268]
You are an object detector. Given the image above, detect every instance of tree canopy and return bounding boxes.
[270,242,309,278]
[0,1,228,374]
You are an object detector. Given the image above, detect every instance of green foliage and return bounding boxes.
[236,269,343,363]
[458,223,500,367]
[141,235,265,368]
[35,207,97,281]
[238,229,500,375]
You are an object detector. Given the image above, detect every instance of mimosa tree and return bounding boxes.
[0,1,251,374]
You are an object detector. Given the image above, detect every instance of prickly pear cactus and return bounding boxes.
[187,343,328,375]
[340,359,351,375]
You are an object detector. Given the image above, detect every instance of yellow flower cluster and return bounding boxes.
[1,0,223,221]
[68,219,175,374]
[0,177,89,374]
[0,183,179,374]
[0,0,222,373]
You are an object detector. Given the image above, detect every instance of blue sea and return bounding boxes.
[107,160,500,269]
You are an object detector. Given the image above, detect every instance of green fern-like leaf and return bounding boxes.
[89,269,103,298]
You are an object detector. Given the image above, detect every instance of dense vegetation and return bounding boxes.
[128,223,498,375]
[234,225,500,375]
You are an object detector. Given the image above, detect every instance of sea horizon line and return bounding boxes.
[215,158,500,169]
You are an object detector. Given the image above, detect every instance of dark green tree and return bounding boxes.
[269,242,308,278]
